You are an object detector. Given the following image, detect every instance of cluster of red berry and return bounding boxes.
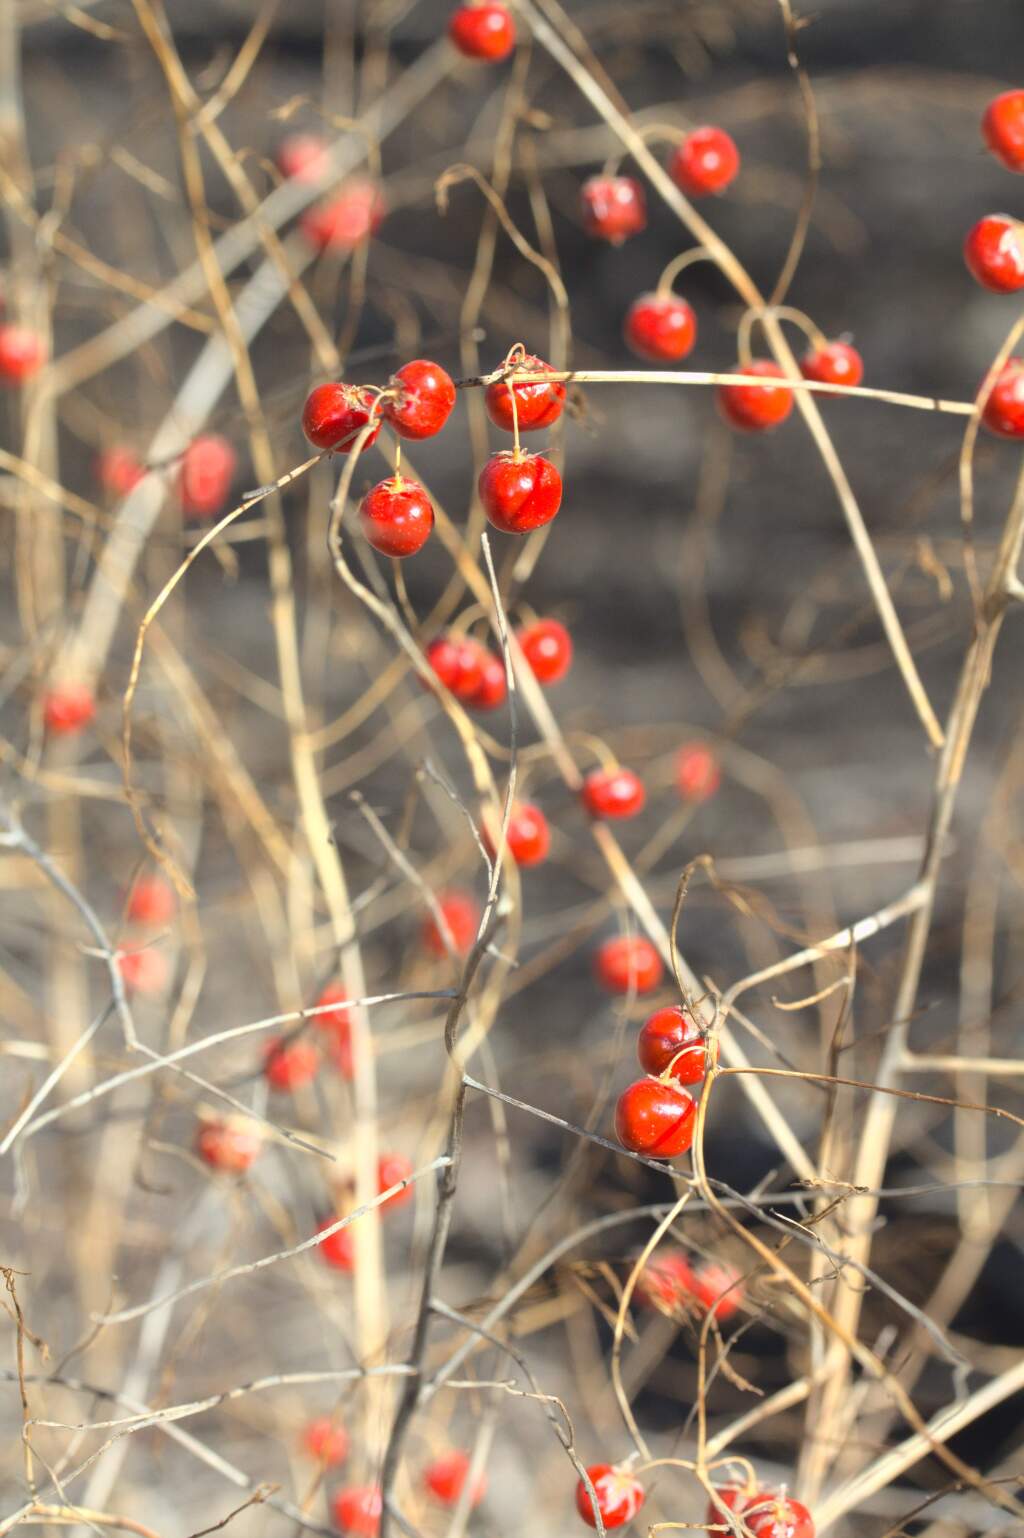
[306,1440,485,1538]
[612,1002,715,1159]
[635,1246,741,1323]
[575,1467,813,1538]
[964,91,1024,438]
[115,872,176,998]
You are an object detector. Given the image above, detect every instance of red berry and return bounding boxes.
[478,451,562,535]
[448,3,515,61]
[301,181,385,250]
[126,874,175,928]
[303,1415,349,1467]
[484,354,565,433]
[318,1218,355,1273]
[676,742,721,802]
[799,340,864,390]
[595,937,664,996]
[580,176,647,245]
[277,133,330,183]
[517,618,573,684]
[426,635,486,700]
[179,435,235,518]
[964,214,1024,293]
[467,648,507,710]
[424,1450,487,1508]
[43,683,95,736]
[485,802,550,867]
[312,982,353,1079]
[635,1248,698,1310]
[581,768,645,820]
[95,447,145,497]
[706,1487,755,1532]
[195,1118,262,1173]
[575,1465,645,1530]
[718,361,793,432]
[745,1496,815,1538]
[624,293,697,362]
[982,357,1024,438]
[638,1005,715,1085]
[983,90,1024,172]
[117,947,170,996]
[693,1261,742,1321]
[263,1036,319,1091]
[0,325,45,383]
[422,889,480,957]
[302,383,381,453]
[614,1078,696,1157]
[383,359,456,440]
[378,1151,414,1208]
[670,126,740,198]
[331,1485,382,1536]
[359,476,434,559]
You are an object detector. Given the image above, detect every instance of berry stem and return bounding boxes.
[655,245,712,297]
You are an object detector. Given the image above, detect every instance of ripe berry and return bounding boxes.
[705,1486,755,1532]
[468,648,507,710]
[43,683,95,736]
[263,1036,319,1091]
[448,3,515,62]
[359,476,434,559]
[580,176,647,244]
[799,340,864,390]
[378,1151,414,1208]
[301,181,385,250]
[117,947,170,996]
[745,1496,815,1538]
[595,936,664,996]
[638,1005,715,1085]
[575,1465,645,1530]
[676,742,721,802]
[312,982,353,1079]
[318,1218,355,1272]
[479,451,562,534]
[983,90,1024,172]
[426,635,486,700]
[517,618,572,684]
[302,383,381,453]
[424,1450,487,1507]
[718,361,793,432]
[485,802,551,867]
[179,435,235,518]
[581,768,645,820]
[195,1118,262,1173]
[303,1415,349,1467]
[635,1248,698,1310]
[964,214,1024,293]
[981,357,1024,437]
[694,1261,742,1321]
[484,354,565,433]
[383,359,456,440]
[670,126,740,198]
[95,447,145,496]
[277,133,330,183]
[615,1078,696,1157]
[331,1485,382,1536]
[126,874,175,928]
[624,293,696,363]
[422,889,480,957]
[0,325,45,383]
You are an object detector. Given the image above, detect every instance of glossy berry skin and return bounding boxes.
[581,176,647,245]
[179,435,235,518]
[359,476,434,558]
[301,181,385,250]
[0,325,45,383]
[303,1415,349,1467]
[485,802,551,867]
[424,1450,487,1507]
[302,383,381,453]
[331,1485,382,1536]
[479,451,562,534]
[426,636,486,700]
[745,1496,815,1538]
[694,1261,742,1321]
[484,354,565,433]
[263,1036,319,1091]
[718,361,793,433]
[638,1005,715,1085]
[982,357,1024,438]
[448,3,515,61]
[277,133,329,183]
[575,1465,645,1530]
[422,890,480,957]
[595,937,664,996]
[676,742,721,802]
[670,126,740,198]
[964,214,1024,293]
[983,90,1024,172]
[43,683,95,736]
[624,293,697,363]
[636,1248,698,1310]
[615,1078,696,1157]
[95,447,145,496]
[312,982,353,1079]
[318,1218,355,1273]
[378,1151,414,1208]
[581,768,645,820]
[117,947,170,996]
[126,875,175,927]
[468,649,507,710]
[517,619,573,684]
[383,359,456,440]
[195,1118,262,1174]
[800,340,864,390]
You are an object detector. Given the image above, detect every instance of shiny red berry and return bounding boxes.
[635,1248,698,1310]
[718,361,793,432]
[422,889,480,957]
[426,636,486,700]
[95,447,145,496]
[126,874,175,927]
[983,90,1024,172]
[359,476,434,558]
[595,937,664,996]
[575,1465,645,1530]
[964,214,1024,292]
[705,1486,755,1532]
[479,451,562,535]
[179,435,235,518]
[484,802,551,867]
[670,126,740,197]
[581,768,645,820]
[302,383,381,453]
[0,325,45,383]
[312,982,353,1078]
[624,293,697,362]
[383,359,456,439]
[676,742,721,802]
[301,181,385,250]
[378,1151,414,1208]
[467,648,507,710]
[195,1118,263,1173]
[799,340,864,390]
[484,354,565,432]
[318,1218,355,1273]
[43,683,95,736]
[982,357,1024,438]
[277,133,330,183]
[424,1451,487,1507]
[638,1005,714,1085]
[303,1415,349,1467]
[331,1485,382,1536]
[118,947,170,996]
[264,1036,319,1091]
[745,1496,815,1538]
[517,618,573,684]
[615,1078,696,1156]
[448,3,515,61]
[581,176,647,244]
[694,1261,743,1321]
